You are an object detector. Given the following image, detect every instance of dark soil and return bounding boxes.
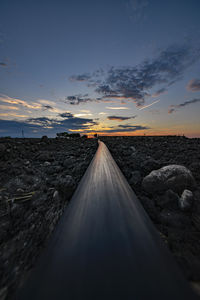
[1,135,200,298]
[0,136,97,300]
[101,136,200,289]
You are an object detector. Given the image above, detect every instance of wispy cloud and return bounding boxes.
[99,112,107,115]
[97,124,150,133]
[74,113,92,117]
[80,109,91,113]
[0,95,63,114]
[0,95,42,110]
[0,113,28,118]
[107,115,137,121]
[152,88,167,97]
[139,100,160,110]
[58,112,74,118]
[0,62,7,67]
[0,105,19,110]
[106,106,129,110]
[187,79,200,92]
[42,105,54,111]
[168,98,200,113]
[69,74,91,82]
[64,95,95,105]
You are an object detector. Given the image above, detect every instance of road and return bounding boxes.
[17,141,198,299]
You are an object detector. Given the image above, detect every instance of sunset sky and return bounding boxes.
[0,0,200,137]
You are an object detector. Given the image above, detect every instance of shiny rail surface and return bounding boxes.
[17,141,198,299]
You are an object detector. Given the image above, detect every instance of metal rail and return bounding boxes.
[17,141,198,299]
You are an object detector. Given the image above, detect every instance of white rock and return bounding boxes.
[179,189,194,211]
[53,190,60,201]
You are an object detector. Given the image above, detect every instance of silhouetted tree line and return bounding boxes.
[56,132,89,138]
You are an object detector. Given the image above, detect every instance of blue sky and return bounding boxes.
[0,0,200,137]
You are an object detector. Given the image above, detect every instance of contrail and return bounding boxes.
[139,100,160,110]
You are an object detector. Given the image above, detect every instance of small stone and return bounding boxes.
[16,188,24,193]
[155,189,180,209]
[41,135,48,142]
[0,286,8,300]
[44,161,51,166]
[56,174,76,198]
[179,189,194,211]
[53,190,60,201]
[154,150,163,160]
[189,162,200,173]
[141,158,160,173]
[129,171,141,185]
[130,146,136,152]
[63,157,74,168]
[158,210,190,228]
[0,144,6,152]
[37,152,52,162]
[191,282,200,297]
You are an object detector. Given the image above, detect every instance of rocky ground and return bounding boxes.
[1,135,200,299]
[101,136,200,294]
[0,136,97,300]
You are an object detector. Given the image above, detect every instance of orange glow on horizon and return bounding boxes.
[81,130,200,138]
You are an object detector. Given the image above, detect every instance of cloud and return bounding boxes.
[106,106,129,110]
[74,113,92,117]
[59,111,92,119]
[187,79,200,92]
[0,113,28,118]
[64,95,95,105]
[58,112,74,118]
[0,113,98,137]
[80,110,91,113]
[96,45,200,106]
[139,100,160,110]
[0,95,63,114]
[168,98,200,113]
[107,115,137,121]
[152,88,167,97]
[0,62,7,67]
[67,44,200,107]
[168,108,175,114]
[69,74,91,82]
[42,105,54,111]
[0,105,19,110]
[0,95,42,110]
[38,99,58,111]
[63,94,117,105]
[98,124,150,133]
